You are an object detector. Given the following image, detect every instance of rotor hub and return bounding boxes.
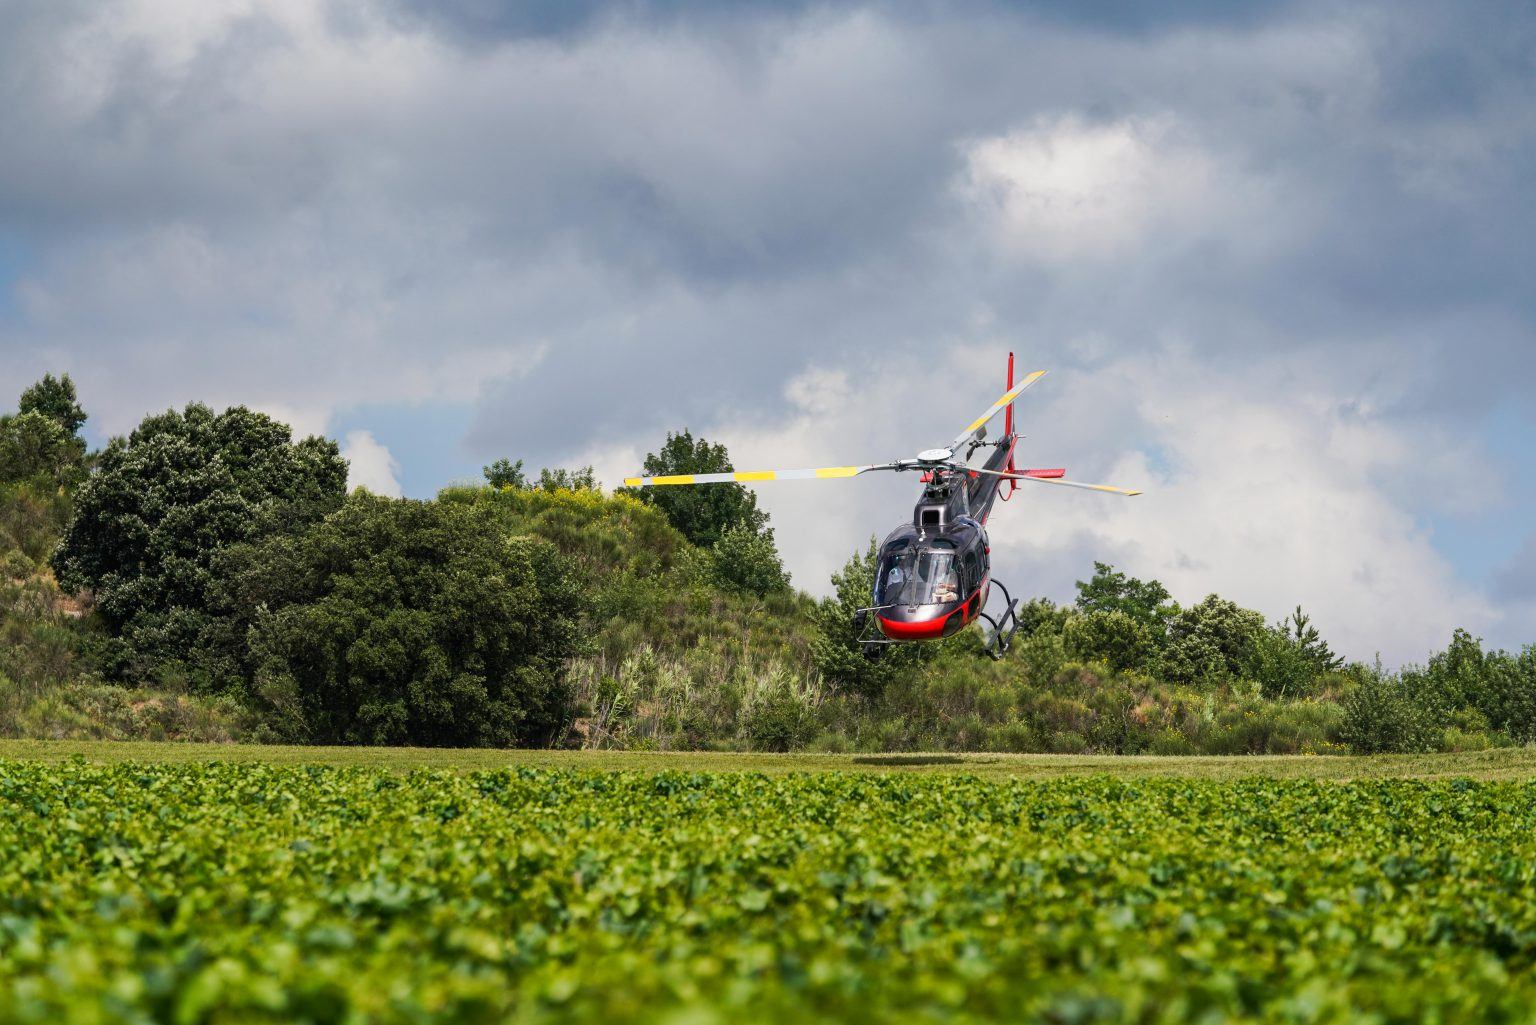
[917,448,953,463]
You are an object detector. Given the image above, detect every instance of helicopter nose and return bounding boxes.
[877,608,957,641]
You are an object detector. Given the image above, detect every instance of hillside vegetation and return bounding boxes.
[3,373,1534,755]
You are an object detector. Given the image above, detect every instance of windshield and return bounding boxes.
[878,543,961,606]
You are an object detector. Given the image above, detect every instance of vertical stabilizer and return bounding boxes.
[1004,352,1018,496]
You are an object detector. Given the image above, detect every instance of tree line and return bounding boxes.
[3,373,1533,753]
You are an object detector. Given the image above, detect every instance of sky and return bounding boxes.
[2,0,1534,664]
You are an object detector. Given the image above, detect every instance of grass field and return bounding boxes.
[3,738,1536,779]
[3,759,1536,1023]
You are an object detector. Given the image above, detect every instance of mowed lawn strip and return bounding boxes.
[3,738,1536,779]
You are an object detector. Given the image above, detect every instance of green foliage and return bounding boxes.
[537,465,598,491]
[1061,609,1155,672]
[1248,624,1320,700]
[212,492,586,747]
[1281,605,1343,672]
[810,538,925,699]
[17,372,87,435]
[621,430,768,547]
[6,763,1536,1022]
[51,404,347,678]
[1,677,250,741]
[0,411,87,489]
[484,458,599,492]
[1160,595,1266,686]
[1340,663,1438,754]
[710,523,789,597]
[1074,561,1174,642]
[1412,628,1489,718]
[1,374,90,491]
[1481,646,1536,744]
[483,457,528,489]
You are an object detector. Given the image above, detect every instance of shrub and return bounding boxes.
[214,493,586,747]
[51,404,346,680]
[1481,646,1536,744]
[620,430,768,547]
[1160,595,1265,687]
[710,523,790,597]
[1062,609,1155,672]
[1340,667,1438,753]
[1073,562,1174,644]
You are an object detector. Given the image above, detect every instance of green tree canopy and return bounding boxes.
[484,458,598,492]
[1074,562,1174,642]
[1160,594,1266,686]
[19,373,87,436]
[710,523,789,597]
[1062,609,1156,672]
[51,403,347,676]
[621,430,767,547]
[216,492,584,747]
[0,411,86,489]
[1,374,90,490]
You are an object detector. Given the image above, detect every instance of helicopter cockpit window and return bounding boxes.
[879,540,962,607]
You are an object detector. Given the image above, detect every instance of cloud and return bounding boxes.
[341,429,404,497]
[961,115,1235,260]
[683,339,1497,665]
[1,0,1534,662]
[1494,534,1536,604]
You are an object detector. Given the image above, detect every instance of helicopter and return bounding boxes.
[623,354,1141,659]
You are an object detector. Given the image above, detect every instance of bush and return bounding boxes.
[213,493,586,747]
[620,430,768,547]
[51,404,346,680]
[1061,609,1155,672]
[1340,667,1438,753]
[1160,595,1265,687]
[1482,646,1536,744]
[1073,562,1174,644]
[710,523,789,597]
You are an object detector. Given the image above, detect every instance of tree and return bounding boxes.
[621,430,767,547]
[215,492,584,747]
[51,404,347,678]
[1482,645,1536,744]
[1340,663,1437,754]
[537,466,598,491]
[1,374,89,490]
[1074,562,1174,643]
[19,373,87,436]
[1281,606,1343,673]
[1061,609,1156,672]
[810,538,924,699]
[484,458,528,490]
[0,412,86,488]
[1414,628,1488,718]
[710,523,789,597]
[1159,595,1265,686]
[484,459,598,492]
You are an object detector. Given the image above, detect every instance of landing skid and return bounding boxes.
[853,605,899,659]
[976,579,1021,660]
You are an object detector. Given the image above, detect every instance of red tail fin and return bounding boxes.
[1004,352,1017,496]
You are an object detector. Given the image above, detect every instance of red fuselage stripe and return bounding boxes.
[877,576,989,641]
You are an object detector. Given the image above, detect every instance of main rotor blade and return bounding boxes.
[623,463,900,487]
[949,369,1047,453]
[966,465,1142,496]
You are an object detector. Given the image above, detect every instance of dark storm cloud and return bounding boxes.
[382,0,1292,45]
[1,0,1534,654]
